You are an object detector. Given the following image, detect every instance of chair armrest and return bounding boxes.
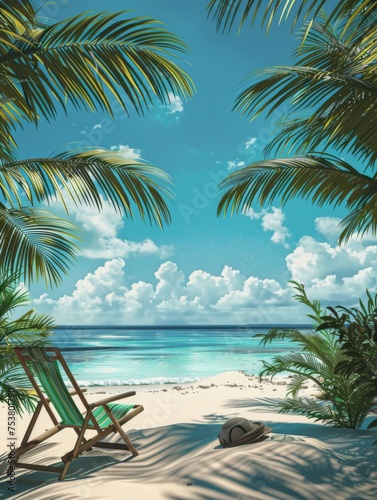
[69,388,88,396]
[89,391,136,408]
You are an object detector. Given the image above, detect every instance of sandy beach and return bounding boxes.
[1,371,377,499]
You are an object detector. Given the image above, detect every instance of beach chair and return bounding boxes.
[13,346,144,480]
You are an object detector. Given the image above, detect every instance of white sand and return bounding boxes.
[1,371,376,499]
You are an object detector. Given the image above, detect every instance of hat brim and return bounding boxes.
[221,423,272,448]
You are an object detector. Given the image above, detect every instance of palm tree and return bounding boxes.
[215,8,377,243]
[0,271,55,414]
[207,1,377,429]
[0,0,195,286]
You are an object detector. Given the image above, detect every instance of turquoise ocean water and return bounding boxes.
[52,325,311,387]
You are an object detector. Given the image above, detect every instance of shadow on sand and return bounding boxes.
[1,418,376,500]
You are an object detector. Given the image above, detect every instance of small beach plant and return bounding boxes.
[256,282,376,428]
[0,271,55,414]
[317,293,377,432]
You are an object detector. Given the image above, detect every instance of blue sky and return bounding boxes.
[21,0,377,325]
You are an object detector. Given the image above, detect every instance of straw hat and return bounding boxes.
[218,417,272,448]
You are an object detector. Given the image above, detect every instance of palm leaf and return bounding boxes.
[260,350,337,387]
[272,396,341,425]
[206,0,377,36]
[285,373,310,397]
[235,67,377,161]
[0,271,28,321]
[217,154,377,243]
[0,205,78,287]
[232,9,377,167]
[0,269,55,414]
[0,12,195,128]
[0,0,36,27]
[1,148,174,226]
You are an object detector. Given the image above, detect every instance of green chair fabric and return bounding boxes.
[25,347,136,427]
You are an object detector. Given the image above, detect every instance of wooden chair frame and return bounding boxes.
[13,347,144,480]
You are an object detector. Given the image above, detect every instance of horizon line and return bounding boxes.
[55,323,313,329]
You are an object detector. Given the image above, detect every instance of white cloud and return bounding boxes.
[286,235,377,285]
[245,137,257,150]
[166,93,184,114]
[216,276,291,310]
[261,208,291,247]
[225,136,258,171]
[49,194,173,260]
[286,218,377,303]
[109,144,142,159]
[243,207,291,247]
[34,259,294,325]
[227,160,246,170]
[242,207,260,220]
[32,215,377,325]
[186,266,245,307]
[315,217,342,241]
[155,93,185,123]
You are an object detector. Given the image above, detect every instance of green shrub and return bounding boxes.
[256,282,376,429]
[317,291,377,432]
[0,271,55,414]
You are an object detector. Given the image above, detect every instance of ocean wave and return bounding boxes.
[98,335,131,339]
[66,376,203,387]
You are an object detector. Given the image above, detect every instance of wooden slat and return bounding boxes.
[92,442,129,450]
[16,462,63,473]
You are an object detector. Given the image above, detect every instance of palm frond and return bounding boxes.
[0,271,28,322]
[0,1,35,36]
[0,352,39,414]
[0,380,37,414]
[289,281,325,325]
[272,396,341,425]
[285,373,312,397]
[0,12,195,127]
[217,154,377,243]
[0,269,55,414]
[3,310,55,340]
[0,205,78,287]
[260,351,335,385]
[0,147,174,287]
[231,9,377,167]
[1,148,174,227]
[206,0,377,36]
[234,65,377,163]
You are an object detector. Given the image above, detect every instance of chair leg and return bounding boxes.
[20,401,43,445]
[103,406,138,456]
[61,406,144,464]
[59,460,71,481]
[73,428,93,451]
[60,411,92,477]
